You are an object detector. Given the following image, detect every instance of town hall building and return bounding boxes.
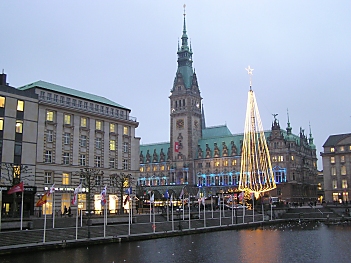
[138,13,318,203]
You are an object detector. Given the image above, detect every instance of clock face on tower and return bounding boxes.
[176,119,184,129]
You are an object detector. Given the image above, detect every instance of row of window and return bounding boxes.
[0,96,24,111]
[44,171,130,186]
[139,169,286,186]
[332,192,349,202]
[330,146,351,153]
[46,131,129,151]
[272,155,284,162]
[330,165,348,176]
[140,156,289,172]
[40,91,126,118]
[0,118,23,133]
[46,110,129,135]
[330,156,348,163]
[43,150,129,169]
[140,159,240,172]
[332,179,348,189]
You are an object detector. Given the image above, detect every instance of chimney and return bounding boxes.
[0,72,6,86]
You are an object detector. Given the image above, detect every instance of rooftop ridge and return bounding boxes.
[18,80,129,110]
[141,141,170,147]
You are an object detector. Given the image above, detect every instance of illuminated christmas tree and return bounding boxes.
[238,66,276,196]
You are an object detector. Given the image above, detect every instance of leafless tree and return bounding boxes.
[74,167,104,238]
[110,172,133,214]
[1,163,32,217]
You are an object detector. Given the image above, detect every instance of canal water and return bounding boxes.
[1,221,350,263]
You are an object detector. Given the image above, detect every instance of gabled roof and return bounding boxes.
[18,80,129,110]
[323,133,351,147]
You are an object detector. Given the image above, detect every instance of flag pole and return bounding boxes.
[131,196,133,225]
[105,197,108,226]
[52,192,55,228]
[231,194,234,225]
[128,198,131,236]
[166,196,169,221]
[203,198,206,228]
[149,193,152,223]
[261,193,265,222]
[104,203,106,238]
[171,195,174,231]
[188,193,191,229]
[271,203,273,220]
[222,193,225,218]
[242,191,245,223]
[219,195,222,226]
[252,193,255,222]
[43,202,47,243]
[20,189,24,230]
[75,194,79,240]
[153,200,156,233]
[198,198,200,219]
[234,194,237,224]
[182,194,184,220]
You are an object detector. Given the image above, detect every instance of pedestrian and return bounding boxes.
[68,206,71,215]
[64,206,68,215]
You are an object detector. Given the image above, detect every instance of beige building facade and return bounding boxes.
[0,78,140,216]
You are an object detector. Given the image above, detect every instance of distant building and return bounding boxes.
[138,14,318,203]
[321,133,351,203]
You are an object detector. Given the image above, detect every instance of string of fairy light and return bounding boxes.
[239,66,276,196]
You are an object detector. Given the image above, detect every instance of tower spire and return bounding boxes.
[175,5,194,89]
[309,122,313,141]
[181,4,189,50]
[286,108,292,135]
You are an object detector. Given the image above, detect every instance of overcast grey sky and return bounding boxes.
[1,1,350,170]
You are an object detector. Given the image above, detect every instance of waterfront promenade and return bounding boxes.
[0,205,346,255]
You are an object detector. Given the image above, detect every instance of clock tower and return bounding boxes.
[169,10,203,185]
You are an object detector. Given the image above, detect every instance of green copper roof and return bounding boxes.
[177,67,194,89]
[202,125,233,139]
[18,80,129,110]
[174,13,194,89]
[140,142,170,163]
[198,134,243,156]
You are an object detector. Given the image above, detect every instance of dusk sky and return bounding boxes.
[1,1,350,170]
